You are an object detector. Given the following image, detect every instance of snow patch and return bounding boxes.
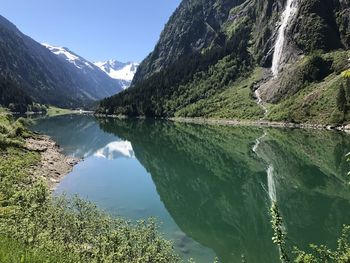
[94,60,139,89]
[42,43,95,70]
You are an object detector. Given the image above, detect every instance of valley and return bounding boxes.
[1,0,350,262]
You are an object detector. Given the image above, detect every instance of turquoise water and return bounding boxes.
[32,115,350,262]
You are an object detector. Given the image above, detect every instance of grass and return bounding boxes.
[45,106,77,117]
[266,51,350,125]
[0,115,30,149]
[0,236,74,263]
[175,68,264,119]
[0,147,40,203]
[267,73,344,124]
[174,50,350,125]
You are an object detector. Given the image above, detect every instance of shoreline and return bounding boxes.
[94,114,350,132]
[25,134,80,190]
[169,117,350,131]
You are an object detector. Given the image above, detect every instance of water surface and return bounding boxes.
[32,115,350,262]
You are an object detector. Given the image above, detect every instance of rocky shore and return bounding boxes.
[25,135,80,190]
[95,113,350,132]
[169,117,350,132]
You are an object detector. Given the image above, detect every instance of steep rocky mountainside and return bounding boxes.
[0,15,121,110]
[99,0,350,124]
[42,44,123,98]
[132,0,246,83]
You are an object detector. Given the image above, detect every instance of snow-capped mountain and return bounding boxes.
[42,43,124,99]
[42,44,97,71]
[94,60,139,89]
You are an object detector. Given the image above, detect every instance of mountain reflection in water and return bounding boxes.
[31,116,350,263]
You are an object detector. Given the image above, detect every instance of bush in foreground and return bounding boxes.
[0,183,180,263]
[0,115,180,263]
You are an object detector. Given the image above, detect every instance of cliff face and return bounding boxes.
[292,0,349,51]
[133,0,246,83]
[134,0,349,81]
[99,0,350,124]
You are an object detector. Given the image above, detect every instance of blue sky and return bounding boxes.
[1,0,181,63]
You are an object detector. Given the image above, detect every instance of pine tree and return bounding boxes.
[337,84,346,113]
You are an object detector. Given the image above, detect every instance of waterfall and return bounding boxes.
[267,164,277,202]
[271,0,298,77]
[252,133,277,203]
[252,132,267,154]
[254,89,268,115]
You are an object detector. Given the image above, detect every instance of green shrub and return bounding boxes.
[0,123,9,134]
[330,52,350,74]
[293,226,350,262]
[271,202,350,263]
[0,236,76,263]
[0,187,181,263]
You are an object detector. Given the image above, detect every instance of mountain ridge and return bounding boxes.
[0,15,123,111]
[98,0,350,125]
[41,43,124,100]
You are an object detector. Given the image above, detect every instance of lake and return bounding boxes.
[31,115,350,263]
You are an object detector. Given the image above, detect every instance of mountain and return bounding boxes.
[0,15,122,110]
[42,44,97,71]
[42,44,124,98]
[98,0,350,125]
[94,60,139,89]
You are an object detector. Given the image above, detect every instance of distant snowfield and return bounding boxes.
[94,60,139,88]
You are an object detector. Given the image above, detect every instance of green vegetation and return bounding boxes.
[267,51,350,124]
[0,236,73,263]
[293,0,343,52]
[46,105,77,117]
[0,116,181,263]
[0,107,8,114]
[1,101,76,117]
[0,76,33,113]
[270,202,350,263]
[0,76,50,114]
[0,115,31,149]
[267,73,344,124]
[25,103,48,114]
[98,17,254,117]
[100,49,350,124]
[1,191,179,263]
[97,0,350,125]
[175,68,264,119]
[270,203,289,263]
